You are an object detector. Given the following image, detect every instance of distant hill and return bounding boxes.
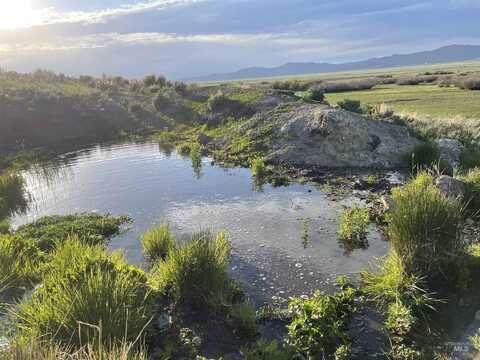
[194,44,480,81]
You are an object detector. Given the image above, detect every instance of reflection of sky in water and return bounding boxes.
[13,142,388,303]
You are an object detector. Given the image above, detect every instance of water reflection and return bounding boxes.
[12,141,389,303]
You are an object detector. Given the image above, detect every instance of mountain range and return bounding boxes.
[194,44,480,81]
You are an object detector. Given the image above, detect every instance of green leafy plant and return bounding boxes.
[230,300,257,339]
[241,340,293,360]
[286,288,356,359]
[337,203,370,253]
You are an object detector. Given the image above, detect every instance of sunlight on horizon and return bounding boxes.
[0,0,38,29]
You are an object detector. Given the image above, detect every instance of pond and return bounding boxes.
[12,141,388,305]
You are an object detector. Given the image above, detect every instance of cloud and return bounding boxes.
[8,0,206,29]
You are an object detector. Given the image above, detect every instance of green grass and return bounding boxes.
[388,172,465,277]
[149,230,234,314]
[459,167,480,218]
[326,84,480,119]
[15,213,130,251]
[14,236,156,349]
[141,223,176,263]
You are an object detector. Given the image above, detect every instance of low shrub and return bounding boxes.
[0,218,9,234]
[142,223,176,263]
[317,79,378,93]
[304,86,325,102]
[149,230,233,313]
[207,92,241,113]
[14,213,130,251]
[337,203,370,252]
[337,99,362,113]
[456,77,480,90]
[384,301,415,338]
[271,80,308,91]
[143,74,157,87]
[460,145,480,169]
[15,237,157,349]
[388,173,465,277]
[286,287,355,359]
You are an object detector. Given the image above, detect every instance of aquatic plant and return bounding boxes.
[15,237,156,349]
[286,288,355,359]
[250,158,266,179]
[337,203,370,253]
[15,213,130,251]
[149,230,233,314]
[141,223,176,263]
[388,172,464,277]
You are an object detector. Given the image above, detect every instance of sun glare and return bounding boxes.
[0,0,36,29]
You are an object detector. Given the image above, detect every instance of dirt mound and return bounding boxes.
[266,104,421,169]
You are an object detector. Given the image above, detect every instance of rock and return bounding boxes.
[196,133,212,146]
[435,138,463,168]
[157,313,172,331]
[271,104,420,169]
[435,175,467,199]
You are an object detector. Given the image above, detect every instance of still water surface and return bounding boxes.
[13,142,388,304]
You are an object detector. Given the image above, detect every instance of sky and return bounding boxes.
[0,0,479,79]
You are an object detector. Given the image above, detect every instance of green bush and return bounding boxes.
[337,203,370,252]
[149,230,233,313]
[403,142,442,172]
[286,288,355,359]
[384,301,415,338]
[143,74,156,87]
[142,223,176,263]
[388,173,464,276]
[15,237,157,349]
[460,145,480,169]
[15,213,130,251]
[338,99,362,113]
[250,158,266,179]
[0,218,10,234]
[207,92,239,112]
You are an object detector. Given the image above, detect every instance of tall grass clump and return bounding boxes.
[250,158,266,179]
[141,223,176,262]
[0,171,27,219]
[15,237,156,349]
[388,172,464,277]
[149,230,233,313]
[2,339,150,360]
[361,252,435,311]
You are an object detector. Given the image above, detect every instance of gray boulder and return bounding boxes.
[435,175,467,200]
[270,104,420,169]
[435,138,463,169]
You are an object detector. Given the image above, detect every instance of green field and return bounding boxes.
[326,84,480,119]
